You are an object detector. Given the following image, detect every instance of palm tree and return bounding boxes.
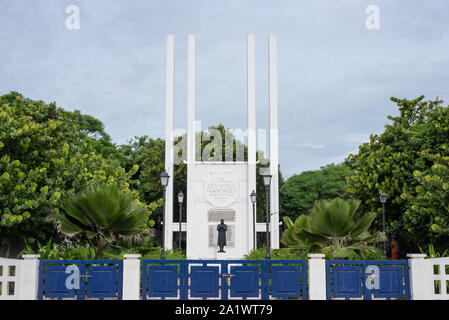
[282,198,386,259]
[48,183,150,258]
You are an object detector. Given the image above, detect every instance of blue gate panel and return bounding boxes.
[190,266,220,298]
[332,266,363,299]
[373,265,408,299]
[270,266,302,298]
[147,266,179,298]
[141,259,307,300]
[39,260,123,300]
[86,266,118,299]
[43,266,77,299]
[229,266,260,298]
[326,260,410,300]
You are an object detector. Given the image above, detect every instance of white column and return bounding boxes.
[187,35,196,166]
[308,254,326,300]
[164,34,175,250]
[407,253,431,300]
[19,254,40,300]
[122,254,141,300]
[186,34,196,258]
[268,34,280,249]
[247,34,257,252]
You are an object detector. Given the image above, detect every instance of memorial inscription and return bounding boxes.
[208,209,235,248]
[205,180,237,207]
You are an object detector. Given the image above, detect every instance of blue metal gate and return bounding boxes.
[326,260,410,300]
[142,259,307,300]
[38,260,123,300]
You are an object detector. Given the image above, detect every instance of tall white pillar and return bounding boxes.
[269,35,280,249]
[164,35,175,250]
[247,34,257,252]
[186,35,196,258]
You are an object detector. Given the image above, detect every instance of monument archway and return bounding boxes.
[164,35,280,259]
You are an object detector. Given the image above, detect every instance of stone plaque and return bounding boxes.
[208,209,235,222]
[208,225,235,248]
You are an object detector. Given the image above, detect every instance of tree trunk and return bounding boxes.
[95,237,105,259]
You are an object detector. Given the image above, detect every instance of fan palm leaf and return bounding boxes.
[48,183,150,258]
[281,198,383,259]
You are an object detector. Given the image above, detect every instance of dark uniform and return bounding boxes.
[217,219,227,252]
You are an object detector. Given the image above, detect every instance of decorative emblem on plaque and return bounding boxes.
[205,180,237,207]
[205,168,237,207]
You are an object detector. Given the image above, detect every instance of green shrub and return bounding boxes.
[419,244,449,258]
[20,238,95,260]
[244,247,309,260]
[19,237,186,260]
[103,244,186,260]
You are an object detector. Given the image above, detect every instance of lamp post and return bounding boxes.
[177,190,184,252]
[379,191,388,256]
[157,216,161,247]
[261,172,272,259]
[250,190,257,250]
[160,170,170,259]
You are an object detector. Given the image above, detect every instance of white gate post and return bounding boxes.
[308,254,326,300]
[407,253,429,300]
[123,254,141,300]
[19,254,40,300]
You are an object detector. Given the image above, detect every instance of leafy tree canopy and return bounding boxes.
[0,92,140,255]
[280,162,353,220]
[346,96,449,249]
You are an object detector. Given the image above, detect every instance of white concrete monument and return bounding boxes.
[164,35,280,259]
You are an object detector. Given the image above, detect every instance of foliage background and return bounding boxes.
[346,96,449,251]
[0,92,140,256]
[3,92,449,257]
[279,162,352,220]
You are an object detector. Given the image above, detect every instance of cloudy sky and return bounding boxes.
[1,0,448,178]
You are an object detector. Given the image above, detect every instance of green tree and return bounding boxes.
[282,198,385,259]
[280,162,353,220]
[63,109,128,162]
[0,92,139,255]
[403,151,449,244]
[118,136,181,226]
[48,183,150,258]
[346,96,449,248]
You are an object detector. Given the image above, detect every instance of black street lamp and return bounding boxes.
[250,190,257,250]
[160,170,170,259]
[379,191,388,255]
[178,190,184,252]
[157,216,161,247]
[261,171,272,259]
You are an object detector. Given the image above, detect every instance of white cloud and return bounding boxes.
[1,0,449,179]
[296,143,325,149]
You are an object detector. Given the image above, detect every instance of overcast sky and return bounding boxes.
[1,0,448,178]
